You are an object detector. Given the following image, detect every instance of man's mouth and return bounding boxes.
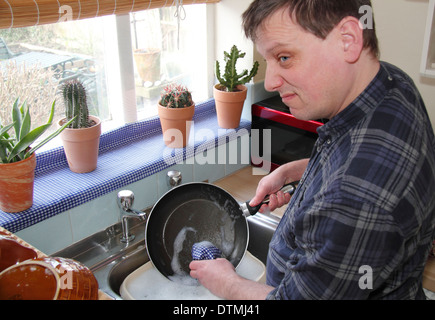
[280,93,297,104]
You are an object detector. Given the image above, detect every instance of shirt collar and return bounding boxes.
[317,62,394,142]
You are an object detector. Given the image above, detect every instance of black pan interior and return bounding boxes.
[145,183,248,281]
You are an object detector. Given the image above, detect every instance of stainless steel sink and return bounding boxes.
[53,211,279,300]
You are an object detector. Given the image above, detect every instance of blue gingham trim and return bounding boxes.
[0,99,251,233]
[192,241,222,260]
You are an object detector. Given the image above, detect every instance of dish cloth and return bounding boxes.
[192,241,222,260]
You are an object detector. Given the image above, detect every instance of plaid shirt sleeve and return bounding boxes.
[266,62,435,300]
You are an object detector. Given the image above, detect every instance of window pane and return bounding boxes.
[0,19,109,137]
[131,5,209,120]
[0,4,210,147]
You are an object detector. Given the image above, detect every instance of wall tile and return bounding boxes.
[16,211,73,255]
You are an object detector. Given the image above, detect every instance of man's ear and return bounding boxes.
[338,17,364,63]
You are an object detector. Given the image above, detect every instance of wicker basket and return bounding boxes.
[0,257,99,300]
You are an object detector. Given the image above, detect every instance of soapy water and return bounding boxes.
[121,252,265,300]
[125,263,222,300]
[169,226,199,286]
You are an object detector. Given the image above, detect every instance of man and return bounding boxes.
[190,0,435,299]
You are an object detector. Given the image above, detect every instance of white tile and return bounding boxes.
[68,192,119,242]
[16,211,73,255]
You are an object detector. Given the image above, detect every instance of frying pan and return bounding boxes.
[145,181,297,283]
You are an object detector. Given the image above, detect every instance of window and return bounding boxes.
[131,5,210,120]
[0,4,210,143]
[0,18,109,137]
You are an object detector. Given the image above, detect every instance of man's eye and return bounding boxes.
[279,56,290,63]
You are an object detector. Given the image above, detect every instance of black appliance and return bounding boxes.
[251,95,326,172]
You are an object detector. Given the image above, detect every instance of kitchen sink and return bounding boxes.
[53,210,279,300]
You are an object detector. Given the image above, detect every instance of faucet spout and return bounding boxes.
[117,190,147,244]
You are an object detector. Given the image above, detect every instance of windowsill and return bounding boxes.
[0,99,251,233]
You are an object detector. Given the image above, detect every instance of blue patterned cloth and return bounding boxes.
[0,99,251,233]
[192,241,222,260]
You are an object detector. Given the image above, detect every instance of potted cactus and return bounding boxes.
[214,45,259,129]
[158,83,195,148]
[58,79,102,173]
[0,99,73,212]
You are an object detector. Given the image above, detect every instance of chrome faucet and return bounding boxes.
[167,170,182,188]
[117,190,147,243]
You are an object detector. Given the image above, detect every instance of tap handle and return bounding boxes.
[167,170,182,188]
[117,190,135,211]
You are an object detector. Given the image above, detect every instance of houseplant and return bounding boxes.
[0,99,74,212]
[158,84,195,148]
[214,45,259,129]
[133,48,161,83]
[58,79,102,173]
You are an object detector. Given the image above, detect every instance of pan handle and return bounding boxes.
[240,181,299,217]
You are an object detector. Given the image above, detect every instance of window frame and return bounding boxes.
[103,4,216,129]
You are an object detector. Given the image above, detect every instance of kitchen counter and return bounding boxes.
[214,166,286,218]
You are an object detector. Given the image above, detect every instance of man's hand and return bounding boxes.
[189,258,237,298]
[249,159,308,212]
[189,259,274,300]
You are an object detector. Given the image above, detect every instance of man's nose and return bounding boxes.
[264,64,283,92]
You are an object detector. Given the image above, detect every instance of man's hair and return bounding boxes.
[242,0,379,58]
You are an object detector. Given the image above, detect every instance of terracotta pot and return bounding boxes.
[158,104,195,148]
[59,116,101,173]
[133,49,161,83]
[213,84,248,129]
[0,257,99,300]
[0,152,36,213]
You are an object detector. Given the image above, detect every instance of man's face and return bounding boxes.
[256,8,355,121]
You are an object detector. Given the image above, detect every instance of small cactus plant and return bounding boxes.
[215,45,259,92]
[159,84,194,109]
[60,79,92,129]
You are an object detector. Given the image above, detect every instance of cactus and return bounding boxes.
[215,45,259,92]
[159,84,194,109]
[60,79,91,129]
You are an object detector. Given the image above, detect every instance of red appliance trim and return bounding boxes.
[252,104,323,133]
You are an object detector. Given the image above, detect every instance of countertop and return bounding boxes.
[214,166,286,218]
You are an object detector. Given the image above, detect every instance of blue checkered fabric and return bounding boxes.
[0,99,251,233]
[192,241,222,260]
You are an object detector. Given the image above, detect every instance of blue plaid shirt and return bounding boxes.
[266,62,435,300]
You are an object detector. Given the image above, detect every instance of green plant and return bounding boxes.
[159,84,194,109]
[0,99,74,164]
[60,79,92,128]
[215,45,259,92]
